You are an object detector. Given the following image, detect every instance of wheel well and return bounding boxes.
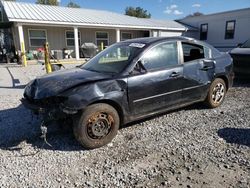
[90,100,124,125]
[216,75,229,90]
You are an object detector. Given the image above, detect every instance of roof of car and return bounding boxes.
[121,36,196,45]
[120,36,220,53]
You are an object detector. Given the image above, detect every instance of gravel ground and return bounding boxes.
[0,64,249,188]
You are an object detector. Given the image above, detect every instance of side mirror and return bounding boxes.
[237,43,243,47]
[130,61,147,75]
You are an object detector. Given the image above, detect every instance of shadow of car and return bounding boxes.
[218,128,250,147]
[0,104,83,152]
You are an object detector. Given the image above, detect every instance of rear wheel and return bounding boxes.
[73,103,120,149]
[205,78,227,108]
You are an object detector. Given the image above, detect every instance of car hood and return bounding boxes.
[230,47,250,55]
[24,68,113,100]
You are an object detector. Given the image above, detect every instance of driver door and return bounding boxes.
[127,42,184,116]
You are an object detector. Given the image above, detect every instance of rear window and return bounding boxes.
[182,43,205,63]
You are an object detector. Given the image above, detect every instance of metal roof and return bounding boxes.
[0,1,186,31]
[175,21,198,31]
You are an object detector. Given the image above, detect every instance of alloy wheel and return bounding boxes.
[211,83,225,104]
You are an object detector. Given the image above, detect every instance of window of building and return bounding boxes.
[121,32,132,41]
[225,20,236,39]
[140,42,178,71]
[182,42,205,62]
[200,24,208,40]
[28,29,47,47]
[96,32,109,48]
[65,31,81,47]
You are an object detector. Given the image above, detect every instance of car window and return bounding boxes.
[82,43,143,74]
[182,42,205,63]
[140,42,178,71]
[98,47,130,64]
[204,46,212,58]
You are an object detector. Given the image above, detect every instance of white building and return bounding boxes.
[0,0,187,61]
[179,8,250,52]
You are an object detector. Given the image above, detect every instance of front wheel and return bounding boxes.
[73,103,120,149]
[204,78,227,108]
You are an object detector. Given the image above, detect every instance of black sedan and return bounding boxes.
[22,37,234,149]
[230,39,250,78]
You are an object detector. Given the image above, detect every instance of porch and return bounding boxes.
[14,25,150,62]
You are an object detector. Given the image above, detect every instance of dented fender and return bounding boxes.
[60,79,128,113]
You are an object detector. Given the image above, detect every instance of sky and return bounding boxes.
[21,0,250,20]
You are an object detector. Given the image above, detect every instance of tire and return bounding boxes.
[204,78,227,108]
[73,103,120,149]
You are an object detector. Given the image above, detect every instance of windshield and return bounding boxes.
[81,42,144,74]
[240,39,250,48]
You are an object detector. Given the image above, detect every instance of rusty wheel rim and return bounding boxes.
[87,112,114,139]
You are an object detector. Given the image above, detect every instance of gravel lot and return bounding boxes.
[0,64,249,188]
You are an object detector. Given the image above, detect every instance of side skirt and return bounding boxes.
[123,99,205,125]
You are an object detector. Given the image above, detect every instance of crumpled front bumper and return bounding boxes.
[21,97,78,118]
[21,98,68,122]
[21,98,45,114]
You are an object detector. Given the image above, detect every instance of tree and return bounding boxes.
[125,7,151,18]
[185,12,204,18]
[67,1,80,8]
[36,0,59,6]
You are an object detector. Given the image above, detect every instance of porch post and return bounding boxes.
[116,28,120,43]
[149,30,153,37]
[18,25,24,50]
[18,24,27,67]
[115,29,121,58]
[74,27,80,60]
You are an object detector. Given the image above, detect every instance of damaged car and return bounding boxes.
[22,37,234,149]
[230,39,250,78]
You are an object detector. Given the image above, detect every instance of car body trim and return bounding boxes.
[133,85,205,103]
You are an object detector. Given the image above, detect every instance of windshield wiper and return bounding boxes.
[83,68,102,73]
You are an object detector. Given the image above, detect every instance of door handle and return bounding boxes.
[170,72,180,78]
[203,60,216,64]
[200,66,213,71]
